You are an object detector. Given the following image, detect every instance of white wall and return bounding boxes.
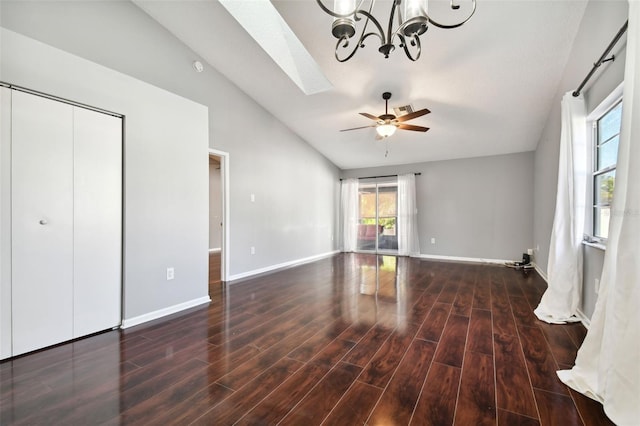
[342,151,535,262]
[0,29,210,328]
[533,0,628,318]
[0,0,340,279]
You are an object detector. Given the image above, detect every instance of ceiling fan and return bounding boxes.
[340,92,430,138]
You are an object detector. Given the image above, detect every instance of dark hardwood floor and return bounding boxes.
[0,253,615,425]
[209,251,222,287]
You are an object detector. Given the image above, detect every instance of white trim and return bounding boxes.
[533,262,548,282]
[208,247,221,253]
[228,250,339,282]
[582,241,606,251]
[120,296,211,329]
[208,148,230,281]
[586,82,623,242]
[587,81,624,120]
[415,253,511,265]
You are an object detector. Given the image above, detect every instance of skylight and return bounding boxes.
[219,0,333,95]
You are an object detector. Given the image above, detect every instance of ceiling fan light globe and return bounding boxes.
[377,124,397,138]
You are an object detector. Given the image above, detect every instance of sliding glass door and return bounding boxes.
[356,182,398,253]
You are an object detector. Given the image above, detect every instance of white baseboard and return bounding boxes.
[208,247,221,253]
[121,296,211,329]
[533,263,548,282]
[228,250,340,282]
[416,253,511,265]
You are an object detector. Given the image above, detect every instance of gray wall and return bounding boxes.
[533,0,628,317]
[0,0,340,280]
[582,246,605,319]
[1,29,210,325]
[342,151,534,261]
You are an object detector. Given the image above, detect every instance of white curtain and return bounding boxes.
[397,174,420,256]
[534,93,587,324]
[558,4,640,424]
[340,178,359,252]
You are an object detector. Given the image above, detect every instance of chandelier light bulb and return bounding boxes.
[316,0,477,62]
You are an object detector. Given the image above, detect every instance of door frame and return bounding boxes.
[208,148,230,282]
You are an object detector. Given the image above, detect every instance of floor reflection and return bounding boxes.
[338,253,409,330]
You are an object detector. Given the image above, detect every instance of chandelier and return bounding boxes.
[316,0,477,62]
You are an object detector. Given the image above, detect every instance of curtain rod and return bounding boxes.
[572,20,628,97]
[339,173,421,181]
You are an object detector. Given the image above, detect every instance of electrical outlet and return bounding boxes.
[431,237,436,244]
[250,193,255,202]
[166,267,175,280]
[527,248,534,255]
[250,246,255,255]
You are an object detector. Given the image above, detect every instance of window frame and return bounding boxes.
[586,83,623,244]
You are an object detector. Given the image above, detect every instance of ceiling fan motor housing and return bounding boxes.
[339,91,430,134]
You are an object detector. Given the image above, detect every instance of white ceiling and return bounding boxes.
[133,0,587,170]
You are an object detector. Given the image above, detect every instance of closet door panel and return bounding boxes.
[73,107,122,337]
[1,87,12,359]
[11,91,74,356]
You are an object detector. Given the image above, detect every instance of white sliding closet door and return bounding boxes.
[7,89,122,358]
[11,91,74,355]
[73,108,122,337]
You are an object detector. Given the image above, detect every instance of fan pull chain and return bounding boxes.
[385,140,390,158]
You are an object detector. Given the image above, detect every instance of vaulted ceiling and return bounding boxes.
[134,0,587,169]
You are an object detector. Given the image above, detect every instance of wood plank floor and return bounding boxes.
[0,253,615,425]
[209,251,221,287]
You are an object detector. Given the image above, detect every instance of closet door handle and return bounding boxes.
[39,219,48,225]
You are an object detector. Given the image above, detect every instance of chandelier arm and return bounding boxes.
[386,0,399,46]
[427,0,477,29]
[398,34,421,61]
[315,0,368,19]
[354,9,386,43]
[335,31,380,62]
[331,1,386,61]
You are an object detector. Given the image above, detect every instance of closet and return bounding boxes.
[0,87,122,359]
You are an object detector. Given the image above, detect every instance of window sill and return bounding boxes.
[583,241,606,251]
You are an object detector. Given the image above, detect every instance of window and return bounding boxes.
[592,100,622,240]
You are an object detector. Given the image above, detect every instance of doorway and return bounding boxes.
[208,149,229,292]
[357,182,398,254]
